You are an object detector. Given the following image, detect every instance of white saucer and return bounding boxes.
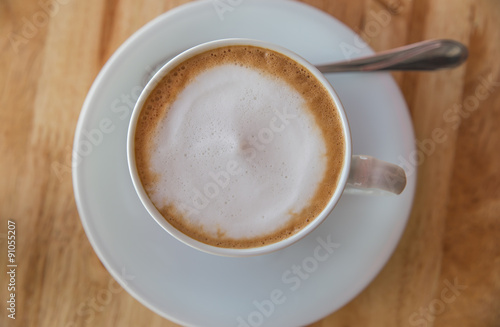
[73,1,416,326]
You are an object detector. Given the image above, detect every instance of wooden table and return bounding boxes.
[1,0,499,326]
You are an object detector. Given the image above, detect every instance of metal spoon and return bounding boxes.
[142,39,468,84]
[316,39,468,73]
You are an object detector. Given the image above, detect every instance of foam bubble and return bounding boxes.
[148,64,327,241]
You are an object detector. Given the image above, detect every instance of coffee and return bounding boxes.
[134,45,345,248]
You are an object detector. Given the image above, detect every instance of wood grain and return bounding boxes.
[1,0,499,326]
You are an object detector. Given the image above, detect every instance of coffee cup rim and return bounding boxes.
[127,38,352,257]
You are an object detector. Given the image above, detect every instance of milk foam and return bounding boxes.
[147,64,327,241]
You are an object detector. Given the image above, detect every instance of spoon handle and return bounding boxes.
[316,39,468,73]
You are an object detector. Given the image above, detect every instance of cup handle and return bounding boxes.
[345,155,407,195]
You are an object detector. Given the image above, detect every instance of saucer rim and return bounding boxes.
[72,1,416,326]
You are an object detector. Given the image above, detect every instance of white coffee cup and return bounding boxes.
[127,39,406,257]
